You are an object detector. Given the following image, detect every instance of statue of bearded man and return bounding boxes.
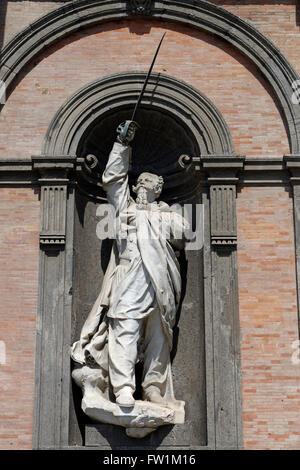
[71,122,189,413]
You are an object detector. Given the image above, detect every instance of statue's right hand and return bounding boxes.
[116,120,139,145]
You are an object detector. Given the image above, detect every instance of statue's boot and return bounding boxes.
[115,386,135,407]
[143,386,168,406]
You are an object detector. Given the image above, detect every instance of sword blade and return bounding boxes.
[131,32,166,122]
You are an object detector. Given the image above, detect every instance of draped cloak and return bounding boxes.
[71,142,189,378]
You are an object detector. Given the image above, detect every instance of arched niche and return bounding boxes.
[34,73,242,451]
[68,74,213,448]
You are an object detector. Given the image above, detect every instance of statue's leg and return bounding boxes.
[141,309,171,404]
[108,317,142,405]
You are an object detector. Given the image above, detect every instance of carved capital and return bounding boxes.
[210,185,237,248]
[32,156,76,250]
[39,185,67,250]
[201,155,245,185]
[32,155,76,184]
[188,155,244,248]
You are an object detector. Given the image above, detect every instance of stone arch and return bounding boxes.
[42,71,234,202]
[0,0,300,152]
[43,71,234,157]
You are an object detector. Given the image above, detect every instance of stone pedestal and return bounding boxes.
[72,365,184,439]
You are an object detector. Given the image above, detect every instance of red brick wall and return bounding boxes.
[0,188,39,449]
[0,1,300,450]
[0,20,290,159]
[237,186,300,449]
[210,0,300,75]
[0,2,65,48]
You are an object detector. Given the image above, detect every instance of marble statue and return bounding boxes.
[71,122,189,438]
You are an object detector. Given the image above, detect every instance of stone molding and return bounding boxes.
[0,0,300,152]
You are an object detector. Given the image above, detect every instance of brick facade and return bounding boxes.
[237,186,299,449]
[0,0,300,449]
[0,188,39,449]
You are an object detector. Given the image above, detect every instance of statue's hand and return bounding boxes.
[116,120,139,145]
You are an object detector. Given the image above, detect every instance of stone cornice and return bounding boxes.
[0,156,76,185]
[181,155,291,185]
[201,155,245,185]
[200,155,245,182]
[284,154,300,170]
[32,155,77,183]
[183,155,245,184]
[0,158,36,185]
[32,155,77,169]
[0,155,295,187]
[284,154,300,184]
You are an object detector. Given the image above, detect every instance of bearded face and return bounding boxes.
[133,173,164,206]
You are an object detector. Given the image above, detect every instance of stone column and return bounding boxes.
[202,155,245,449]
[31,156,76,449]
